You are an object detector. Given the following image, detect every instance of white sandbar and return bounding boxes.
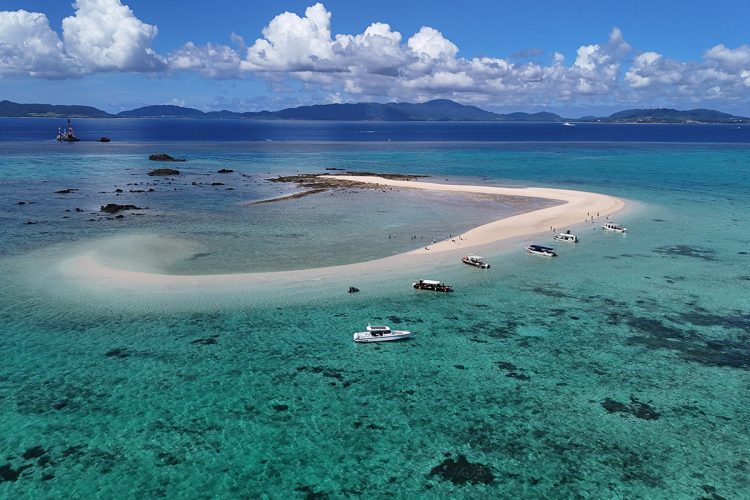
[56,175,625,291]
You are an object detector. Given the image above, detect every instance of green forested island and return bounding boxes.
[1,99,747,123]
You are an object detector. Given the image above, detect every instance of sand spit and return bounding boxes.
[56,176,625,291]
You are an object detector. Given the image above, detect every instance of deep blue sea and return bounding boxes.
[1,119,749,498]
[3,116,750,143]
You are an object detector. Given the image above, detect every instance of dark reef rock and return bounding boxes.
[22,446,47,460]
[217,168,234,173]
[148,153,185,162]
[272,404,289,412]
[295,485,329,499]
[601,396,660,420]
[191,336,218,345]
[100,203,141,214]
[428,454,495,485]
[105,348,130,358]
[148,168,181,176]
[0,463,32,482]
[495,361,519,371]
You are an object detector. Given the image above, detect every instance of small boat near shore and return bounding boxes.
[412,279,453,292]
[461,255,490,269]
[553,231,578,243]
[526,244,557,257]
[353,325,412,343]
[601,222,627,233]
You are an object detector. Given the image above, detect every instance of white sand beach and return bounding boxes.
[56,175,626,291]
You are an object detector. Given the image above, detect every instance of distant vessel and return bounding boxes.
[553,231,578,243]
[526,244,557,257]
[353,325,412,343]
[562,122,575,127]
[56,119,80,142]
[461,255,491,268]
[412,279,453,292]
[601,222,627,233]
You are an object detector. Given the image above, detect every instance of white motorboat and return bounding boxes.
[526,244,557,257]
[562,122,575,127]
[553,232,578,243]
[601,222,627,233]
[461,255,491,268]
[353,325,412,343]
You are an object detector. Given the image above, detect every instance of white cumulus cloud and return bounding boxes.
[3,1,750,112]
[62,0,164,72]
[0,10,74,77]
[0,0,162,78]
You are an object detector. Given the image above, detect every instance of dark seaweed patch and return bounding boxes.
[495,361,518,371]
[156,451,181,466]
[0,463,32,482]
[495,361,530,380]
[105,348,129,358]
[21,446,46,460]
[191,336,218,345]
[295,485,329,500]
[272,404,288,412]
[625,310,750,369]
[653,245,716,261]
[428,454,494,485]
[187,252,211,261]
[627,316,694,341]
[296,366,349,386]
[601,396,660,420]
[387,315,423,324]
[677,310,750,331]
[528,285,575,299]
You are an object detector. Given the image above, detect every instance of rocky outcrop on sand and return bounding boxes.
[148,168,181,176]
[148,153,185,162]
[100,203,142,214]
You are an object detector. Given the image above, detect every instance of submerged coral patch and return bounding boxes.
[428,454,495,485]
[653,245,717,261]
[601,396,660,420]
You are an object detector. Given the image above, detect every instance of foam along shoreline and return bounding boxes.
[56,176,625,291]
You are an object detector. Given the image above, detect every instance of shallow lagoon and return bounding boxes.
[1,134,749,497]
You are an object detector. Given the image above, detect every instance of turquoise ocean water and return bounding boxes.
[1,135,749,497]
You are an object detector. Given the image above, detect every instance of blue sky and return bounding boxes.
[2,1,750,115]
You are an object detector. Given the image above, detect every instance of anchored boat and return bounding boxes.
[412,279,453,292]
[526,244,557,257]
[56,119,80,142]
[553,231,578,243]
[601,222,627,233]
[461,255,490,268]
[353,325,412,343]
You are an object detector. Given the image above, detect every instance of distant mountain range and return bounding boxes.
[1,99,748,123]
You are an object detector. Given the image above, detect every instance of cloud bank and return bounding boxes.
[2,1,750,110]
